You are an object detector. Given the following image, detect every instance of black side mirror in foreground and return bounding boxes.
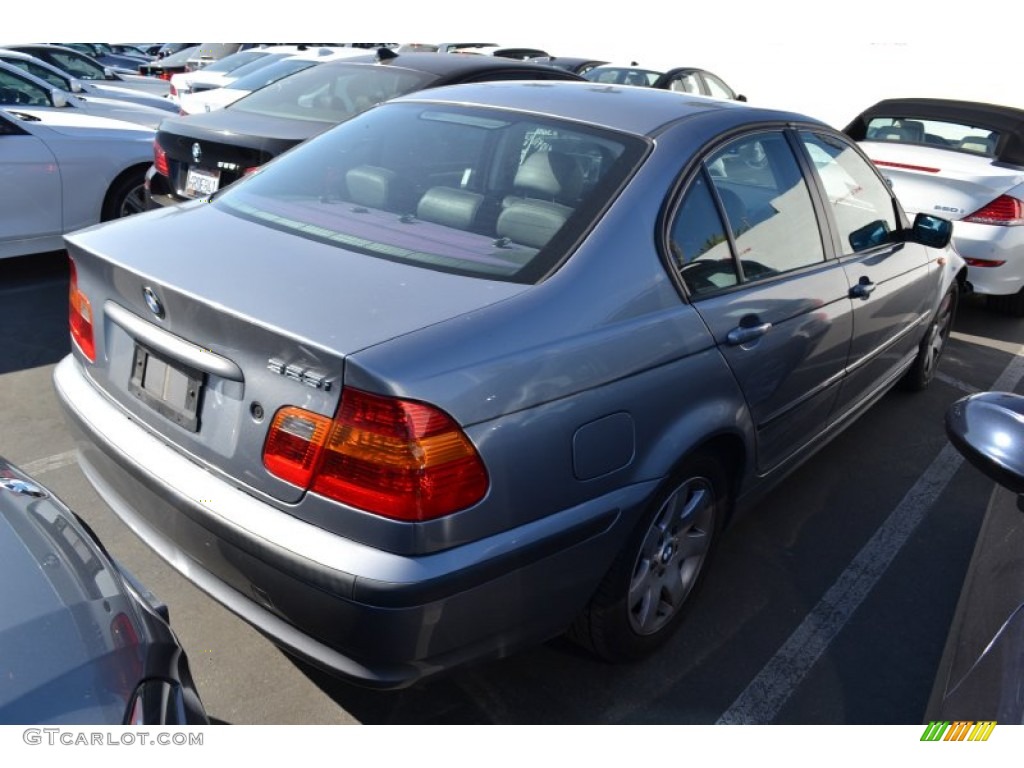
[910,212,953,249]
[946,392,1024,508]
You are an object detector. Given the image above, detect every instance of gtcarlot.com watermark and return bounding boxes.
[23,728,204,747]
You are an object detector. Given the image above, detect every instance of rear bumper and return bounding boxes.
[53,355,646,688]
[144,165,182,210]
[953,221,1024,296]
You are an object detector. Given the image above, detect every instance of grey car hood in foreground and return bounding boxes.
[66,201,530,357]
[0,460,146,723]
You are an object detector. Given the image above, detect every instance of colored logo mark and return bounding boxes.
[921,721,996,742]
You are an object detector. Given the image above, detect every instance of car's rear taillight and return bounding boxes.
[243,165,262,176]
[263,407,331,487]
[963,195,1024,225]
[263,390,488,521]
[169,83,177,97]
[68,257,95,362]
[153,140,169,177]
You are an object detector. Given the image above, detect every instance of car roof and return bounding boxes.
[390,79,812,137]
[334,50,586,80]
[845,98,1024,166]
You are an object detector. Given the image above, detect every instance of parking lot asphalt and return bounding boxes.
[2,251,1021,724]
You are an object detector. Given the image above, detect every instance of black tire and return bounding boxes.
[101,167,147,221]
[986,288,1024,317]
[901,281,959,392]
[569,452,730,661]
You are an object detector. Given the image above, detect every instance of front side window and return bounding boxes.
[0,70,50,106]
[4,60,70,90]
[215,102,644,283]
[800,132,898,254]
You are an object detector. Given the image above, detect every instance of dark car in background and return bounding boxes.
[146,50,584,208]
[0,457,207,724]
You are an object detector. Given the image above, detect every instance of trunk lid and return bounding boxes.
[862,141,1024,220]
[65,203,526,503]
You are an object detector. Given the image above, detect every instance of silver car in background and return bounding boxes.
[55,82,964,688]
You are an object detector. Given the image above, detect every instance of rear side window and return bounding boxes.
[671,130,826,296]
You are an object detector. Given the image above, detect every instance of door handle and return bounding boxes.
[726,322,772,345]
[850,277,876,299]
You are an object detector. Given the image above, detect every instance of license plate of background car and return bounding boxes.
[184,167,220,198]
[128,344,204,432]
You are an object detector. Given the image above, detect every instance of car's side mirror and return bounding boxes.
[50,89,68,108]
[736,94,747,102]
[909,213,952,249]
[103,66,116,80]
[946,392,1024,508]
[69,79,84,93]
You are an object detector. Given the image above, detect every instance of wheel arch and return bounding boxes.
[101,161,151,221]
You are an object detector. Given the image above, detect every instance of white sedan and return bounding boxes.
[0,106,153,259]
[845,98,1024,316]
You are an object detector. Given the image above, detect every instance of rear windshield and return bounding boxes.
[866,117,1000,157]
[215,101,644,283]
[228,62,436,123]
[228,58,318,92]
[199,50,269,74]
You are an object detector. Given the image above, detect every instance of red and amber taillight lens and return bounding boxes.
[262,407,331,487]
[153,140,169,177]
[263,390,488,521]
[68,257,95,362]
[964,195,1024,226]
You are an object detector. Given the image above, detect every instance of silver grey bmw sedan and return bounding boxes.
[55,81,964,688]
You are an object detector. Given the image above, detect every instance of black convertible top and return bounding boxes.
[844,98,1024,167]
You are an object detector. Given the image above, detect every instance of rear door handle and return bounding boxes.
[726,322,772,345]
[850,277,876,299]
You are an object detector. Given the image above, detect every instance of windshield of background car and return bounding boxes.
[866,116,1001,157]
[214,101,644,283]
[228,58,318,92]
[227,62,437,123]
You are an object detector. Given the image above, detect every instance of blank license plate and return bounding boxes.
[184,167,220,198]
[129,344,204,432]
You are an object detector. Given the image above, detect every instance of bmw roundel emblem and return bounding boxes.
[192,142,202,163]
[143,286,164,318]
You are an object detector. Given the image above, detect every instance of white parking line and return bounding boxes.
[21,449,78,477]
[717,344,1024,724]
[935,371,980,394]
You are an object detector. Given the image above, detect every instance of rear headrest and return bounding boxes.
[513,151,584,201]
[958,135,995,155]
[496,199,573,250]
[346,165,395,209]
[417,187,483,230]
